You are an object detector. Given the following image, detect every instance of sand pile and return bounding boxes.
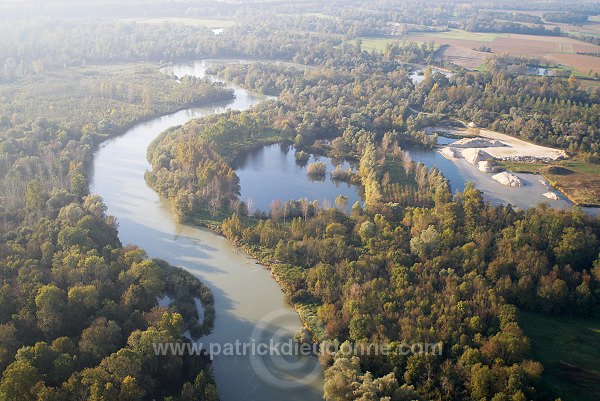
[543,192,559,200]
[478,160,498,173]
[462,148,493,165]
[492,172,524,187]
[439,147,461,159]
[450,137,505,148]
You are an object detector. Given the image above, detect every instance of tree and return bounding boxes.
[469,364,495,400]
[70,169,89,199]
[359,142,382,204]
[307,162,327,179]
[301,197,310,221]
[0,360,41,401]
[35,285,67,338]
[270,199,283,220]
[553,227,598,270]
[25,180,46,211]
[246,198,255,216]
[351,201,363,218]
[324,357,360,401]
[79,318,122,363]
[335,195,348,212]
[118,376,144,401]
[0,323,18,372]
[68,285,100,327]
[101,349,142,381]
[410,225,441,259]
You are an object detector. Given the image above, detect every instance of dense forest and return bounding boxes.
[218,57,600,158]
[1,0,600,400]
[0,64,233,230]
[147,53,600,400]
[0,23,233,401]
[0,193,218,400]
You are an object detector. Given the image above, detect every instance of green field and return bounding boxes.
[567,30,600,38]
[357,37,401,52]
[475,62,490,72]
[589,15,600,22]
[520,312,600,401]
[121,17,236,28]
[421,29,509,42]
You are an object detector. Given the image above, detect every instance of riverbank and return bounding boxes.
[185,208,325,343]
[224,234,325,342]
[92,60,325,401]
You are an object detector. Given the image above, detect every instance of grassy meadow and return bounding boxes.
[520,311,600,401]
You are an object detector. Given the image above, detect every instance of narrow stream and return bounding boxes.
[90,61,324,401]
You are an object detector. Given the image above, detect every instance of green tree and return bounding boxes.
[0,360,41,401]
[35,285,67,338]
[118,376,144,401]
[70,170,89,199]
[79,318,122,363]
[25,180,46,211]
[324,357,360,401]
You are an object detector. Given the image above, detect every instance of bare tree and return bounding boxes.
[231,198,242,215]
[209,194,220,217]
[402,150,412,174]
[300,197,309,221]
[246,198,255,217]
[270,199,283,220]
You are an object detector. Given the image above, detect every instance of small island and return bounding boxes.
[306,161,327,178]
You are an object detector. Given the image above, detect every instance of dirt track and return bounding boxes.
[437,126,568,161]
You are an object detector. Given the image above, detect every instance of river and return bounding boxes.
[90,60,324,401]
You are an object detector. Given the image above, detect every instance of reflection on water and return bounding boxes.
[91,61,324,401]
[233,144,362,212]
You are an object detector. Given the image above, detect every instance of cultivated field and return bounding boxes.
[399,29,600,73]
[548,20,600,37]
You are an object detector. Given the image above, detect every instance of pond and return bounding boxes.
[410,66,454,84]
[233,144,362,212]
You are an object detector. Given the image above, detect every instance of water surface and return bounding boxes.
[233,144,361,212]
[91,61,324,401]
